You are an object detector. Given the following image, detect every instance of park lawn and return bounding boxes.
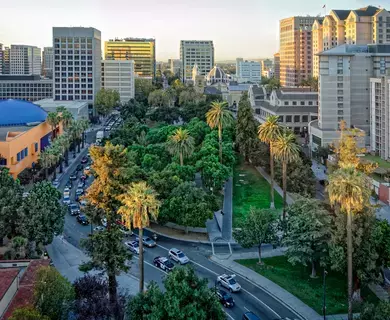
[236,256,379,315]
[233,161,283,226]
[363,154,390,169]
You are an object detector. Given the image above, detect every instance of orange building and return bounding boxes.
[0,100,62,178]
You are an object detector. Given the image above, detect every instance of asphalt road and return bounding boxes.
[58,126,302,320]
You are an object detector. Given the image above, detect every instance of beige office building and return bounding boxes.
[279,16,318,87]
[104,38,156,78]
[312,6,390,78]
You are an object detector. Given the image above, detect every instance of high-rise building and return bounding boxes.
[52,27,101,111]
[309,44,382,150]
[104,38,156,79]
[0,44,3,75]
[274,52,280,80]
[180,40,214,82]
[312,6,390,78]
[279,16,318,87]
[0,75,52,101]
[2,46,10,75]
[168,59,181,76]
[236,59,261,83]
[42,47,53,79]
[101,60,135,103]
[261,59,273,77]
[9,45,41,76]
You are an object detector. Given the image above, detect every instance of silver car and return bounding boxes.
[136,236,156,248]
[125,241,143,254]
[169,248,189,264]
[217,274,241,293]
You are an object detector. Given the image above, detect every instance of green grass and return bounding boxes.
[233,160,283,226]
[236,256,379,315]
[363,154,390,169]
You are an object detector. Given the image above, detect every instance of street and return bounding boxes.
[57,126,302,320]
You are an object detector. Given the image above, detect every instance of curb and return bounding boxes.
[209,255,309,320]
[144,227,212,245]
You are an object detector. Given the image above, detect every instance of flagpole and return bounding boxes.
[323,4,326,17]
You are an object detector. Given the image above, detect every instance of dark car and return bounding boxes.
[70,171,78,180]
[65,180,73,189]
[76,215,89,225]
[81,156,88,164]
[153,256,174,272]
[76,164,84,171]
[68,203,80,216]
[242,312,261,320]
[216,290,234,308]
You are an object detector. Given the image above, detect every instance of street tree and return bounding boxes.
[9,306,49,320]
[0,168,24,245]
[46,111,60,140]
[357,301,390,320]
[327,165,371,320]
[235,92,257,162]
[206,100,233,164]
[258,115,281,209]
[34,266,74,320]
[82,142,133,315]
[178,87,205,107]
[186,117,211,146]
[21,181,65,251]
[273,129,299,218]
[56,106,73,130]
[135,78,155,104]
[117,181,160,292]
[283,197,331,278]
[127,268,225,320]
[95,88,120,116]
[161,182,217,233]
[148,89,170,107]
[233,208,279,264]
[166,128,195,166]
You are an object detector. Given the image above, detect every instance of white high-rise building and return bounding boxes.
[180,40,214,82]
[168,58,181,76]
[236,59,261,83]
[52,27,101,111]
[101,60,135,103]
[9,45,41,75]
[42,47,53,79]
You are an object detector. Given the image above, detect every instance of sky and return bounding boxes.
[1,0,389,61]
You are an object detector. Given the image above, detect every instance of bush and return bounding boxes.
[17,168,33,185]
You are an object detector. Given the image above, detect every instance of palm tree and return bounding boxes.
[48,145,61,179]
[206,101,233,163]
[39,150,52,180]
[46,112,60,140]
[327,166,371,320]
[69,121,82,155]
[167,128,195,166]
[258,115,281,209]
[79,119,90,149]
[55,135,70,171]
[273,129,299,218]
[57,107,73,131]
[117,181,160,292]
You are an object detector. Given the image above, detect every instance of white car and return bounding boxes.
[217,274,241,293]
[125,241,143,254]
[63,187,70,197]
[63,195,71,205]
[169,248,189,264]
[52,179,60,188]
[101,218,107,227]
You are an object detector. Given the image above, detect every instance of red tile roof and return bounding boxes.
[2,259,50,320]
[0,269,19,300]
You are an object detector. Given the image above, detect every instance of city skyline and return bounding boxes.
[2,0,388,61]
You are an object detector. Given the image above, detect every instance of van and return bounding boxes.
[242,312,261,320]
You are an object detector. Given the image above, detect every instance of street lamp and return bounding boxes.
[323,269,328,320]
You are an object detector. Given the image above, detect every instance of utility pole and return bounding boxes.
[323,269,328,320]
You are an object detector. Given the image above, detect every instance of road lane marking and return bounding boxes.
[156,244,281,319]
[244,306,250,312]
[225,311,235,320]
[132,255,168,275]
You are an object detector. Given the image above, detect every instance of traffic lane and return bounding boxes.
[138,243,274,320]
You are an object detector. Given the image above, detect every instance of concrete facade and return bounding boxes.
[10,45,41,76]
[0,75,52,101]
[36,99,89,120]
[180,40,214,82]
[42,46,53,79]
[236,59,261,83]
[274,52,280,80]
[101,60,135,103]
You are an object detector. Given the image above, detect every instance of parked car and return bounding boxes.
[63,187,70,197]
[76,188,84,196]
[79,199,88,207]
[216,290,235,308]
[63,195,71,205]
[80,174,87,181]
[118,224,133,237]
[101,218,107,227]
[94,226,105,232]
[76,164,83,171]
[81,156,88,164]
[76,215,89,225]
[68,203,80,216]
[22,192,30,198]
[136,236,156,248]
[77,181,85,189]
[217,274,241,293]
[168,248,189,265]
[242,312,261,320]
[84,166,91,176]
[125,241,143,254]
[52,179,60,188]
[70,172,78,180]
[153,256,174,272]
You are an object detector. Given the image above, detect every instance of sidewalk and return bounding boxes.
[210,249,327,320]
[256,167,294,205]
[46,236,139,295]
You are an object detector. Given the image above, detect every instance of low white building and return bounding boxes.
[236,59,261,83]
[101,60,135,103]
[35,99,89,120]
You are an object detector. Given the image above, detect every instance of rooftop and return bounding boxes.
[0,125,32,142]
[0,100,47,127]
[275,89,318,100]
[35,99,88,110]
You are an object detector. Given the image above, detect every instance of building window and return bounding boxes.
[294,115,300,122]
[337,83,343,88]
[0,158,6,166]
[292,101,297,106]
[308,101,313,106]
[337,97,343,101]
[338,103,343,108]
[34,143,38,152]
[337,69,343,74]
[24,147,28,157]
[278,116,284,122]
[284,101,289,106]
[337,90,343,95]
[337,117,344,122]
[337,76,343,81]
[17,152,21,162]
[302,115,308,122]
[300,101,305,106]
[338,110,344,115]
[286,115,292,122]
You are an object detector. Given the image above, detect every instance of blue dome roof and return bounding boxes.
[0,100,48,126]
